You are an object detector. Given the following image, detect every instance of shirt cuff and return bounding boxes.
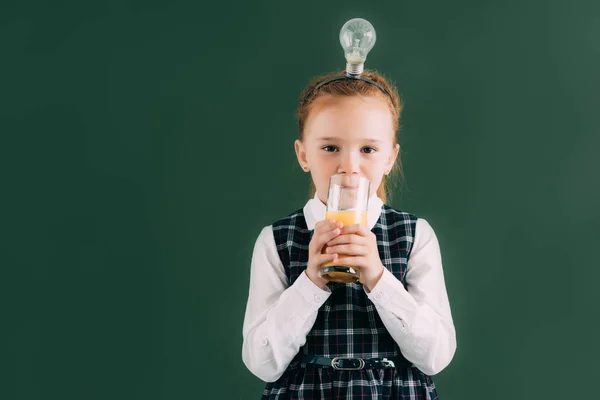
[366,268,418,316]
[291,271,331,308]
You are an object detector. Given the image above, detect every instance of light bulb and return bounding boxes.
[339,18,377,76]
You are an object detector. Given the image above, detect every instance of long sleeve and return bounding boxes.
[242,226,332,382]
[366,218,456,376]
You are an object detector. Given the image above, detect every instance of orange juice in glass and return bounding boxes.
[321,174,370,283]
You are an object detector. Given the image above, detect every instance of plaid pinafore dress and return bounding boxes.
[262,205,438,399]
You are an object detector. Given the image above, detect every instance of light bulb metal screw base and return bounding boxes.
[346,62,364,77]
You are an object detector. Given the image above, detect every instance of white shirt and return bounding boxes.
[242,194,457,382]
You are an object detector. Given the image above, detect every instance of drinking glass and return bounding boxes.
[321,174,370,283]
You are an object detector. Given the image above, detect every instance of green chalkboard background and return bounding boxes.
[2,0,599,399]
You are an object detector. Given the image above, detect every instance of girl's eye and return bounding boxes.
[361,147,376,154]
[322,145,339,152]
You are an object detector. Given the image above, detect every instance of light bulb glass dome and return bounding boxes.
[339,18,377,65]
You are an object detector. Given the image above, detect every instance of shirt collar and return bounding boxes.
[303,192,384,230]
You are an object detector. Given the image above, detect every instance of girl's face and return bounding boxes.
[295,95,399,204]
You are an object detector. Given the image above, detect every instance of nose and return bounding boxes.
[338,150,360,175]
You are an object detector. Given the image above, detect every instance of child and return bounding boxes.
[242,69,456,399]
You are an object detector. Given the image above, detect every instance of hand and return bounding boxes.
[306,220,343,289]
[324,224,385,291]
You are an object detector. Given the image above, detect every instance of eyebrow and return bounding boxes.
[316,137,383,143]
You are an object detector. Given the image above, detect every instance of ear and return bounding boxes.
[385,143,400,175]
[294,139,309,171]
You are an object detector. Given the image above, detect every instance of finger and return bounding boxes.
[325,244,367,256]
[326,234,367,247]
[316,228,341,251]
[315,219,344,235]
[313,220,334,233]
[311,221,339,251]
[333,256,365,268]
[340,224,371,237]
[313,252,338,266]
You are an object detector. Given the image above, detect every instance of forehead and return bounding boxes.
[304,95,394,141]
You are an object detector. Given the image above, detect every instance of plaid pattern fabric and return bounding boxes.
[263,205,438,399]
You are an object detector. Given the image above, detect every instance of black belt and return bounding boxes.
[295,355,411,371]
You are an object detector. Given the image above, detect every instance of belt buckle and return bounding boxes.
[331,357,365,371]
